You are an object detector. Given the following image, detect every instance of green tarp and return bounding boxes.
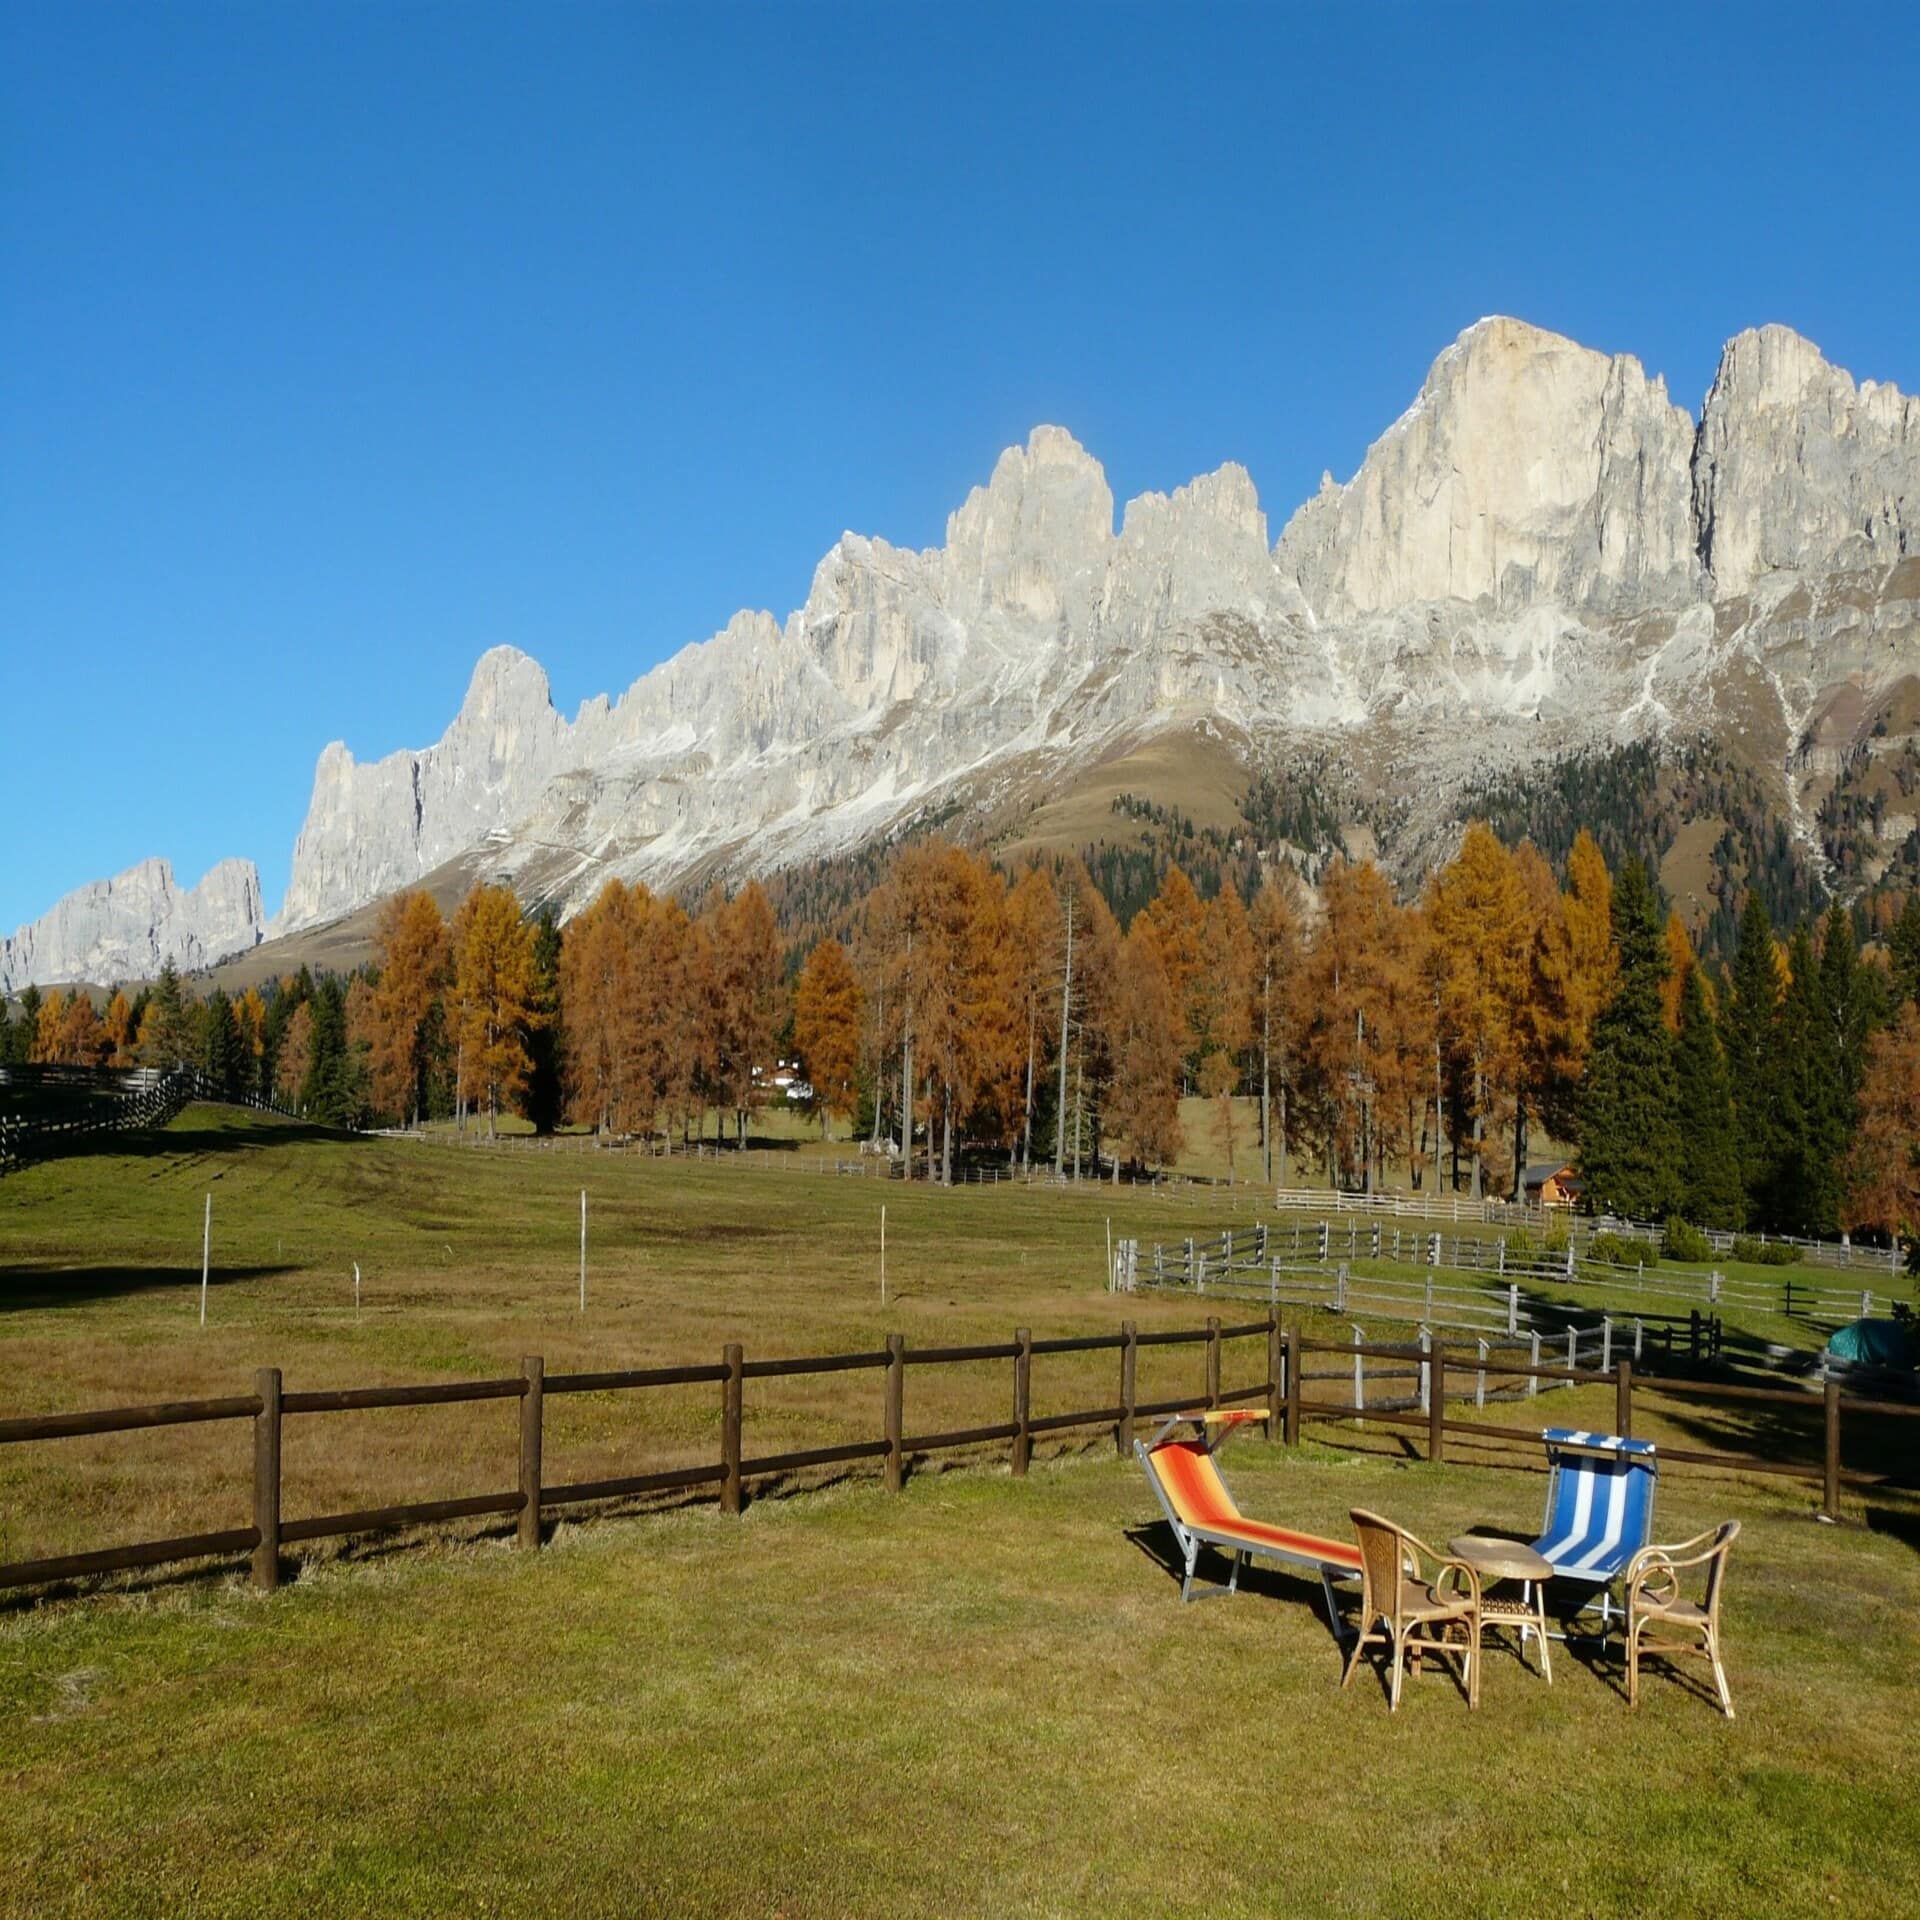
[1825,1319,1916,1369]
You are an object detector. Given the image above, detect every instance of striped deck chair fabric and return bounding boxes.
[1531,1428,1657,1627]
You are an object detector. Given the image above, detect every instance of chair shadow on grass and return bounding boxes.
[1122,1519,1353,1650]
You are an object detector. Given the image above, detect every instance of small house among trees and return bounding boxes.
[1523,1161,1582,1208]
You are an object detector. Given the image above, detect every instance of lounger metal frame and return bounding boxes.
[1135,1414,1359,1638]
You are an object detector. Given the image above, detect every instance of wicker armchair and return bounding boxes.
[1625,1521,1739,1717]
[1343,1509,1482,1710]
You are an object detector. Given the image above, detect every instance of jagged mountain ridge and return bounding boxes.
[279,315,1916,935]
[9,315,1917,988]
[0,858,266,995]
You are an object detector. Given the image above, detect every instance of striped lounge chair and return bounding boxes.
[1531,1428,1658,1633]
[1136,1411,1363,1634]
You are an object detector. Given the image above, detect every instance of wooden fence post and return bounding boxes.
[518,1355,544,1549]
[1427,1343,1446,1464]
[1118,1320,1137,1456]
[1267,1313,1283,1438]
[1012,1327,1033,1477]
[1205,1316,1221,1409]
[885,1333,905,1492]
[251,1366,281,1591]
[1284,1327,1301,1448]
[1615,1356,1632,1439]
[1822,1377,1841,1520]
[721,1343,744,1515]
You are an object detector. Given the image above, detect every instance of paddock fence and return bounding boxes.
[1272,1186,1903,1276]
[3,1312,1915,1605]
[1121,1221,1905,1328]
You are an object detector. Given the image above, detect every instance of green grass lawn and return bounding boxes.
[4,1111,1918,1916]
[4,1442,1917,1918]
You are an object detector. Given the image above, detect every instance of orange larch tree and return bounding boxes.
[1136,863,1207,1072]
[1427,823,1532,1197]
[449,883,538,1139]
[793,937,865,1139]
[369,890,451,1127]
[1101,923,1185,1174]
[1843,1005,1920,1250]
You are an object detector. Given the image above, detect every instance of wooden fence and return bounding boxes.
[2,1314,1914,1602]
[0,1065,300,1171]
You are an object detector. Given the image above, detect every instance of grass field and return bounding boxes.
[3,1111,1918,1915]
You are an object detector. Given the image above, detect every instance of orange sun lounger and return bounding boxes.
[1137,1411,1362,1632]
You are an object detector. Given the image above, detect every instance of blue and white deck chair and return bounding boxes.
[1531,1428,1658,1634]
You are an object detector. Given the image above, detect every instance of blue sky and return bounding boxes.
[3,2,1917,931]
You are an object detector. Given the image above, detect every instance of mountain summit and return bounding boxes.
[8,317,1916,989]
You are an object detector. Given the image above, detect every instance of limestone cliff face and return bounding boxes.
[1693,324,1918,594]
[276,426,1325,929]
[279,646,573,931]
[267,318,1917,937]
[1,858,264,993]
[1274,317,1701,618]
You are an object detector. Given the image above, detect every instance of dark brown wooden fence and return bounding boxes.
[2,1319,1913,1598]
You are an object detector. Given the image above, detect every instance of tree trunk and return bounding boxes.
[1054,896,1075,1179]
[1469,1060,1484,1200]
[1022,999,1037,1171]
[941,1088,953,1187]
[1260,987,1272,1185]
[1277,1080,1289,1190]
[1512,1087,1528,1204]
[900,1011,914,1183]
[1073,1051,1085,1182]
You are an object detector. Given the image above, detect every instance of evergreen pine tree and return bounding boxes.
[1819,905,1880,1107]
[1577,857,1682,1219]
[1772,923,1843,1234]
[522,904,565,1135]
[199,988,245,1099]
[300,977,359,1126]
[1720,891,1780,1223]
[15,985,44,1067]
[1890,893,1920,1006]
[0,999,14,1067]
[1673,965,1744,1228]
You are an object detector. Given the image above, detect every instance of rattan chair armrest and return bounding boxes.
[1434,1557,1482,1606]
[1638,1534,1725,1575]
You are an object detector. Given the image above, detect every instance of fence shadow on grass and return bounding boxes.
[1864,1505,1920,1558]
[57,1118,350,1163]
[0,1257,297,1313]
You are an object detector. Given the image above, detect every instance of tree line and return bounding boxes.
[5,829,1917,1253]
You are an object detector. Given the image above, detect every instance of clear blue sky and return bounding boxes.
[3,2,1916,932]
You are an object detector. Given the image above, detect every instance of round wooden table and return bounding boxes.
[1449,1535,1554,1683]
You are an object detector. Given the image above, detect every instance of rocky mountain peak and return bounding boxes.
[1694,326,1916,594]
[1275,317,1699,620]
[1,857,265,994]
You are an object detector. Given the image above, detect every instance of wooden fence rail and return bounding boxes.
[3,1318,1915,1601]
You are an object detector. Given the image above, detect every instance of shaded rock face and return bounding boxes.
[271,318,1918,935]
[2,859,264,994]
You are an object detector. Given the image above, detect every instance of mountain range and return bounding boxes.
[6,315,1916,993]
